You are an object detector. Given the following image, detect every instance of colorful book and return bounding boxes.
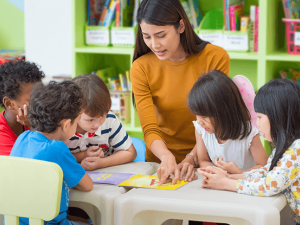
[229,4,243,31]
[103,0,117,27]
[254,6,259,52]
[240,16,249,31]
[88,0,106,25]
[115,0,120,27]
[224,0,228,30]
[249,5,256,52]
[191,0,203,28]
[108,75,121,90]
[126,71,131,91]
[282,0,300,19]
[118,174,188,190]
[99,0,111,25]
[119,74,128,91]
[224,0,244,30]
[87,171,134,185]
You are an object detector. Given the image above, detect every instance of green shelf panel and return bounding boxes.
[228,52,259,60]
[75,47,134,55]
[267,50,300,62]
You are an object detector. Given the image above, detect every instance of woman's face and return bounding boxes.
[140,20,186,62]
[256,113,272,142]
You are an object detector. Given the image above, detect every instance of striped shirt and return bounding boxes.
[67,111,132,157]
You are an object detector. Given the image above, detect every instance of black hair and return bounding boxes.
[187,70,251,140]
[133,0,208,62]
[72,74,111,117]
[0,60,45,108]
[28,81,85,133]
[254,79,300,171]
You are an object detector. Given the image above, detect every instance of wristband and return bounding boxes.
[186,153,199,168]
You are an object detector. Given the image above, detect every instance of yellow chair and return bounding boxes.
[0,156,63,225]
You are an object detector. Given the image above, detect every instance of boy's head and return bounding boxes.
[72,74,111,133]
[0,60,45,112]
[29,81,85,140]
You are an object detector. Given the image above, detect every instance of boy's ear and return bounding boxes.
[61,119,72,132]
[3,97,15,110]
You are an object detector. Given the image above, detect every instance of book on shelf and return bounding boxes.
[240,16,249,32]
[282,0,300,19]
[103,0,117,27]
[249,5,256,52]
[108,75,121,91]
[119,74,128,91]
[224,0,244,30]
[98,0,111,26]
[88,0,106,25]
[118,174,188,190]
[229,4,243,31]
[254,6,259,52]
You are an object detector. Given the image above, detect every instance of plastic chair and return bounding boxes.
[132,137,146,162]
[0,156,63,225]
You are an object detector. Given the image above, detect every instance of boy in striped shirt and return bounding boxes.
[67,74,136,171]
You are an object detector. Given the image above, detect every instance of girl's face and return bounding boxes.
[196,115,215,134]
[256,113,272,142]
[77,112,107,134]
[140,20,187,62]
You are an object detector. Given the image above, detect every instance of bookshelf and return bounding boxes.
[72,0,300,150]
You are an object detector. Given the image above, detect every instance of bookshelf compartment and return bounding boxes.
[266,60,300,83]
[229,60,258,90]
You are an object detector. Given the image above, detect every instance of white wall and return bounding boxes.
[24,0,72,77]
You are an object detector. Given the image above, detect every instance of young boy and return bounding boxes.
[67,74,137,171]
[0,60,45,155]
[10,81,93,225]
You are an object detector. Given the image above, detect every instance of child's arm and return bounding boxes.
[74,172,93,191]
[81,144,137,170]
[213,134,268,174]
[244,134,268,171]
[72,146,104,162]
[199,144,300,196]
[195,129,214,168]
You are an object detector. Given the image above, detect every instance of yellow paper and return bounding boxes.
[118,174,188,190]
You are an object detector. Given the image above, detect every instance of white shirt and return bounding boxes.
[67,111,132,157]
[193,121,258,171]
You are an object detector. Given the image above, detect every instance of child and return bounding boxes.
[68,74,137,171]
[198,78,300,225]
[10,80,93,225]
[0,60,45,156]
[187,70,268,174]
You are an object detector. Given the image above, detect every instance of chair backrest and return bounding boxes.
[0,156,63,225]
[132,137,146,162]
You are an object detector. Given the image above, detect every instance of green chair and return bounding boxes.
[0,156,63,225]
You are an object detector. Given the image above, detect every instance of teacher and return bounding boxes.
[131,0,230,185]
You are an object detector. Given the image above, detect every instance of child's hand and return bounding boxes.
[17,104,30,127]
[198,166,228,182]
[213,157,242,174]
[86,146,103,158]
[81,157,101,171]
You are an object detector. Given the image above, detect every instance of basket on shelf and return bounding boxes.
[282,18,300,55]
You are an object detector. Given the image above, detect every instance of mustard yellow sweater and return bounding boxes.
[131,44,230,163]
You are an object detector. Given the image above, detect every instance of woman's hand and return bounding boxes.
[17,104,30,127]
[213,157,242,174]
[177,161,198,182]
[157,154,179,186]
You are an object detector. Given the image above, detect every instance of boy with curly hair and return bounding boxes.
[10,81,93,225]
[0,60,45,155]
[67,74,137,170]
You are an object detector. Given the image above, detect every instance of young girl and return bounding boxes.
[187,70,268,174]
[198,78,300,224]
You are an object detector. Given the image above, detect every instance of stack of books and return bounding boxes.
[282,0,300,19]
[88,0,138,27]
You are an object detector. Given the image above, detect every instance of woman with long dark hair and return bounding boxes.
[131,0,230,187]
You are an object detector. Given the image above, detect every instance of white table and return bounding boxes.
[69,162,159,225]
[114,173,288,225]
